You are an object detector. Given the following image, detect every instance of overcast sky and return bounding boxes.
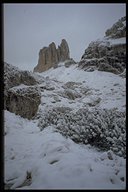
[4,3,126,71]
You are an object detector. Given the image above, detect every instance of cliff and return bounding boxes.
[33,39,70,72]
[78,16,126,74]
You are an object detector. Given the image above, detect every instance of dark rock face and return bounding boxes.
[4,62,41,119]
[105,16,126,38]
[4,62,37,90]
[33,39,70,72]
[5,86,41,120]
[78,16,126,74]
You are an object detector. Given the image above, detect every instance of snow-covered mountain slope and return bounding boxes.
[4,63,126,189]
[36,62,126,112]
[78,35,126,74]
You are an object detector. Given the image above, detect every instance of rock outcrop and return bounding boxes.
[4,62,41,119]
[64,58,76,68]
[105,16,126,38]
[78,16,126,74]
[33,39,70,72]
[5,86,41,120]
[4,62,38,90]
[57,39,70,62]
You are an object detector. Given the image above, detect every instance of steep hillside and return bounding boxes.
[105,16,126,38]
[4,61,126,189]
[78,16,126,74]
[4,62,126,189]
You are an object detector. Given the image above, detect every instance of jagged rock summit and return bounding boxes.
[33,39,70,72]
[78,16,126,74]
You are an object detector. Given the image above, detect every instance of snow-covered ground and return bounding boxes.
[4,63,126,189]
[97,37,126,46]
[37,63,126,112]
[4,110,126,189]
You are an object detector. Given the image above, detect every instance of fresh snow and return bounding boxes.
[94,37,126,47]
[108,37,126,46]
[36,64,125,112]
[4,63,126,189]
[4,110,126,189]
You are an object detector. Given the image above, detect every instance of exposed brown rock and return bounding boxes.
[58,39,70,62]
[33,39,70,72]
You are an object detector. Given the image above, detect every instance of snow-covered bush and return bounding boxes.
[38,107,126,158]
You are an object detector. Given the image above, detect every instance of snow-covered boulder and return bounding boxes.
[64,58,76,68]
[4,62,38,90]
[4,63,41,119]
[61,88,82,100]
[119,69,126,78]
[5,85,41,119]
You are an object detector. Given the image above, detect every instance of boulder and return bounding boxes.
[4,62,37,90]
[4,63,41,119]
[60,89,81,100]
[5,86,41,120]
[64,58,76,68]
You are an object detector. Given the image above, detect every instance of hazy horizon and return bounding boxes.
[4,3,126,71]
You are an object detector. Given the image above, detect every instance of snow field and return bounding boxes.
[5,63,126,189]
[4,110,126,189]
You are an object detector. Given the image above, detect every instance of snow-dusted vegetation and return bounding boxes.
[4,110,126,189]
[38,107,126,158]
[4,61,126,189]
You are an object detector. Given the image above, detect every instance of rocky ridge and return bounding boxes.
[78,16,126,75]
[33,39,70,72]
[105,16,126,38]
